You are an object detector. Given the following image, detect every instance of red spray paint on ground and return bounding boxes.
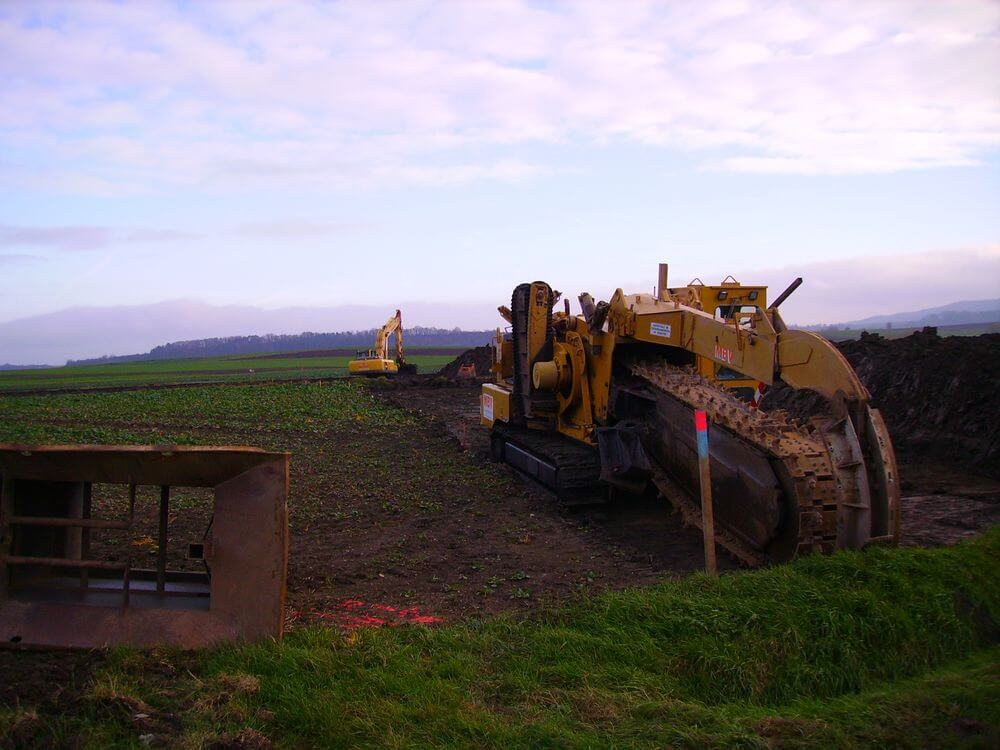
[289,599,444,631]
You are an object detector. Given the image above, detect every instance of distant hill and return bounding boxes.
[0,298,501,365]
[0,363,53,371]
[7,296,997,368]
[840,299,999,329]
[67,327,493,366]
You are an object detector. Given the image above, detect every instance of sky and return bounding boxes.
[1,0,999,362]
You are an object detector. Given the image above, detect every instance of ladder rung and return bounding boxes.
[2,555,127,571]
[9,516,129,530]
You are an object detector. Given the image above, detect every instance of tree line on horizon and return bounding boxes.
[67,326,496,366]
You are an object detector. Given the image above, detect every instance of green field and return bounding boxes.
[0,380,415,447]
[0,349,460,392]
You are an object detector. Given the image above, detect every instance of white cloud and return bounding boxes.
[0,0,997,190]
[612,245,1000,325]
[0,225,197,251]
[0,253,42,265]
[235,221,362,239]
[738,245,1000,324]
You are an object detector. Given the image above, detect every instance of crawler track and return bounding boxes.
[630,361,841,564]
[490,421,603,504]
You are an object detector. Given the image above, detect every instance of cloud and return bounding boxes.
[0,225,198,251]
[236,221,362,239]
[732,244,1000,324]
[0,0,996,191]
[371,160,559,185]
[0,253,43,264]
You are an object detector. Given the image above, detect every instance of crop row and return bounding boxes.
[0,381,415,436]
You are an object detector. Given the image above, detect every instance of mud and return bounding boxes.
[388,383,999,553]
[0,623,113,746]
[763,330,1000,475]
[438,345,493,378]
[897,462,1000,547]
[0,649,103,710]
[281,415,730,626]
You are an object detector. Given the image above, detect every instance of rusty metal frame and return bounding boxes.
[0,444,289,649]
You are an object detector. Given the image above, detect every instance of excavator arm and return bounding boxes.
[394,311,405,364]
[374,310,402,361]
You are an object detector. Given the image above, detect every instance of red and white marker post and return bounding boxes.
[694,410,717,575]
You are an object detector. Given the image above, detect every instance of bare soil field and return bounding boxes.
[283,396,742,626]
[379,381,1000,561]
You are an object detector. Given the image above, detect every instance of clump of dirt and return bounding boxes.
[0,649,105,748]
[0,650,103,710]
[439,346,493,378]
[1,712,42,750]
[93,693,183,738]
[763,330,1000,475]
[206,728,274,750]
[365,372,480,391]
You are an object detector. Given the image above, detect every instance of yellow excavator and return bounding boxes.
[481,264,899,564]
[348,309,416,376]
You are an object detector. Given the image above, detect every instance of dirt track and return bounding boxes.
[382,382,1000,556]
[285,383,744,626]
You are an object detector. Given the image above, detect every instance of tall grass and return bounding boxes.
[187,530,997,747]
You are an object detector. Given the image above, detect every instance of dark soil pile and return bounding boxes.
[763,330,1000,475]
[0,649,104,739]
[439,346,493,378]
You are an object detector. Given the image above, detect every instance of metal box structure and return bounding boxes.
[0,445,289,649]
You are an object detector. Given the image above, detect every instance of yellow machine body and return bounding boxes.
[481,264,899,564]
[348,355,399,376]
[687,278,767,402]
[480,382,511,427]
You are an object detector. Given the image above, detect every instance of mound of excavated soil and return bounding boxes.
[763,330,1000,475]
[439,345,493,378]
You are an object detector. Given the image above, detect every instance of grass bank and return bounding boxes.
[3,530,998,749]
